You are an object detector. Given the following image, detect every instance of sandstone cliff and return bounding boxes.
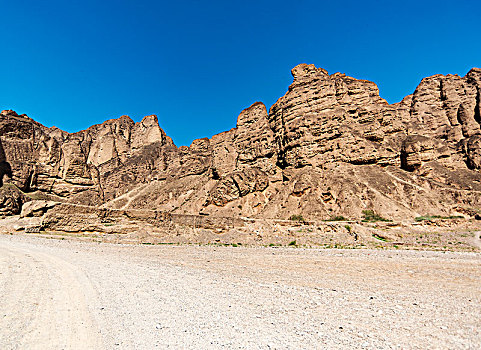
[1,64,480,221]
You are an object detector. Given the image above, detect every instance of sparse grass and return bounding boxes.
[361,210,391,222]
[221,243,242,247]
[25,191,50,201]
[415,215,464,222]
[372,233,387,242]
[289,214,305,222]
[326,215,349,221]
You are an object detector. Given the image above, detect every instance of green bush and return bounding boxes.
[344,224,352,233]
[327,215,349,221]
[372,233,387,242]
[415,215,463,222]
[289,214,305,222]
[361,210,391,222]
[288,240,297,246]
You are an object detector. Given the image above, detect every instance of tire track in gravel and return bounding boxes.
[0,234,480,349]
[0,240,103,350]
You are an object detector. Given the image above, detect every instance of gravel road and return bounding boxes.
[0,234,479,349]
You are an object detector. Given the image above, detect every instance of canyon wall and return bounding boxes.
[1,64,480,221]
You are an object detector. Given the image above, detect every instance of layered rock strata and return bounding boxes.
[1,64,480,222]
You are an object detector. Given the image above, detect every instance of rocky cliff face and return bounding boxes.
[1,64,480,221]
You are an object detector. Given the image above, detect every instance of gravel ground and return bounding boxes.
[0,234,479,349]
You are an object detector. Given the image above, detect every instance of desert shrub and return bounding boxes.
[372,233,387,241]
[344,224,352,233]
[361,210,391,222]
[327,215,349,221]
[415,215,463,222]
[289,214,305,222]
[288,240,297,246]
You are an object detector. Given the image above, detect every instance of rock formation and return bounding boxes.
[1,64,481,223]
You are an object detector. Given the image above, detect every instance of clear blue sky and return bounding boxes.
[1,0,480,146]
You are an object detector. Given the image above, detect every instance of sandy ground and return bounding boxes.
[0,234,479,349]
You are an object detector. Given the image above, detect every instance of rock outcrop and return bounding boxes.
[0,185,27,216]
[1,64,481,223]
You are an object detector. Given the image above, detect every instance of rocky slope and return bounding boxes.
[1,64,481,222]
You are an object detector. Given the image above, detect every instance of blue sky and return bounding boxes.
[1,0,480,146]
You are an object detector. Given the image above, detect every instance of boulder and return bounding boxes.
[0,185,27,216]
[20,200,60,218]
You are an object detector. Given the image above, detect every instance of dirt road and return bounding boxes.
[0,235,479,349]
